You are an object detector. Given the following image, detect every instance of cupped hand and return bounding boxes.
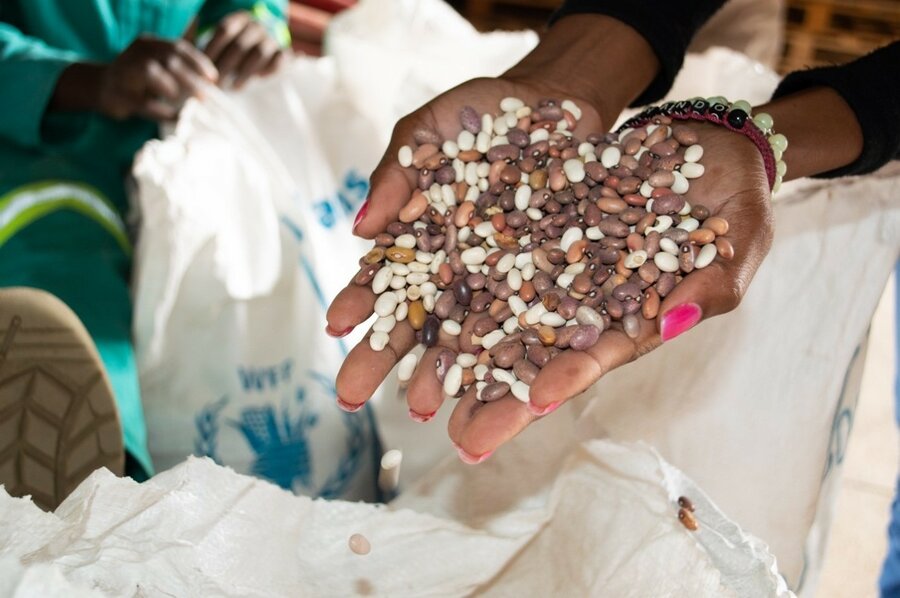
[97,36,218,121]
[204,11,286,89]
[326,76,604,413]
[447,122,774,461]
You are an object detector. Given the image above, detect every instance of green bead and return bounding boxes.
[753,112,773,130]
[732,100,752,114]
[772,147,784,161]
[708,95,728,106]
[776,160,787,176]
[769,133,788,152]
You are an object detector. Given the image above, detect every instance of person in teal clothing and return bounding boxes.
[0,0,288,510]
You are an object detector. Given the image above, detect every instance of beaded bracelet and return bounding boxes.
[617,96,788,193]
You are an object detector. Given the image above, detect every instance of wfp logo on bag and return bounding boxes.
[193,364,375,501]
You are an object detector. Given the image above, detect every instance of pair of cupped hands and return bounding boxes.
[326,74,775,464]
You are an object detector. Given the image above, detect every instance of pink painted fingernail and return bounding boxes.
[409,409,436,423]
[352,199,370,232]
[660,303,702,342]
[325,324,353,338]
[336,397,364,413]
[527,401,561,417]
[457,447,493,465]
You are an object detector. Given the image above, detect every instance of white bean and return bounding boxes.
[372,267,393,294]
[680,162,705,179]
[563,159,586,183]
[511,381,530,403]
[374,292,399,317]
[507,268,523,291]
[398,145,413,167]
[397,353,418,383]
[492,368,518,386]
[654,251,680,273]
[500,97,525,112]
[457,130,475,151]
[623,250,648,269]
[457,353,477,368]
[515,185,531,211]
[600,146,621,169]
[659,237,680,255]
[395,301,408,322]
[496,253,516,273]
[508,295,528,316]
[443,364,463,396]
[394,233,416,249]
[684,144,704,163]
[695,243,718,269]
[442,320,462,336]
[481,329,507,350]
[461,247,487,265]
[540,312,567,327]
[671,171,690,194]
[560,227,584,252]
[374,315,396,333]
[369,331,390,351]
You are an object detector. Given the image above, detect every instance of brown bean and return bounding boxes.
[569,325,601,351]
[354,263,380,285]
[704,216,729,236]
[386,246,415,263]
[411,143,439,169]
[690,204,710,220]
[435,350,455,383]
[715,237,735,260]
[641,287,660,319]
[537,325,556,346]
[493,342,525,368]
[597,197,627,214]
[689,228,716,244]
[678,508,699,531]
[527,344,551,367]
[457,149,482,162]
[481,382,510,402]
[513,359,540,385]
[471,291,494,313]
[652,194,685,215]
[655,272,676,297]
[459,106,481,133]
[672,125,699,146]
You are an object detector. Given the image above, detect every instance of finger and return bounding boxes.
[204,13,251,63]
[529,330,638,410]
[174,39,219,82]
[656,259,743,343]
[216,24,267,81]
[335,322,416,411]
[407,346,448,420]
[165,55,207,99]
[448,387,535,462]
[233,41,278,88]
[143,61,180,101]
[326,282,377,337]
[138,97,179,121]
[352,120,421,239]
[261,48,286,77]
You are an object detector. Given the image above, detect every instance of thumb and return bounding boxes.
[656,256,744,343]
[353,119,425,239]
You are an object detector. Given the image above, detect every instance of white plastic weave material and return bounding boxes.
[0,439,792,597]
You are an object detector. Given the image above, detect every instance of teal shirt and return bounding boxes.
[0,0,287,211]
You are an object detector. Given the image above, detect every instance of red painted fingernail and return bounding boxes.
[660,303,702,342]
[326,324,353,338]
[457,447,493,465]
[352,199,370,232]
[336,397,364,413]
[409,409,436,423]
[527,401,561,417]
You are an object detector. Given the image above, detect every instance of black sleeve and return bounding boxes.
[771,42,900,178]
[551,0,727,106]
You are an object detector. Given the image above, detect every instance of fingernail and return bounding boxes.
[336,397,364,413]
[352,199,370,232]
[527,401,561,417]
[408,409,436,423]
[660,303,702,342]
[457,447,493,465]
[326,324,353,338]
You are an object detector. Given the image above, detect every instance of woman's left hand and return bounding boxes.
[204,11,285,88]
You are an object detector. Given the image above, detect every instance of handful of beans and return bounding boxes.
[353,98,733,405]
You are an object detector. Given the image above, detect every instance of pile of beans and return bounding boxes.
[352,98,732,405]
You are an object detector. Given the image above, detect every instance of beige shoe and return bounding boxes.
[0,288,124,511]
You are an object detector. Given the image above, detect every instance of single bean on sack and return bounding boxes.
[363,98,732,406]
